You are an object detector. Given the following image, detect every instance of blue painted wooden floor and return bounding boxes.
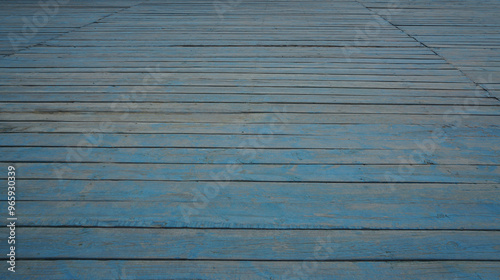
[1,0,499,278]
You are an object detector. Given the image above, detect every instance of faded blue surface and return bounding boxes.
[0,0,499,278]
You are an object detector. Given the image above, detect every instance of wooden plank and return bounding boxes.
[10,199,500,229]
[1,133,497,150]
[0,72,473,83]
[5,181,499,229]
[2,147,498,164]
[0,67,461,76]
[2,103,498,114]
[10,260,500,280]
[0,94,494,105]
[2,228,500,260]
[1,122,498,137]
[0,86,482,97]
[0,79,475,89]
[10,179,498,202]
[0,60,457,69]
[9,162,500,183]
[0,112,498,126]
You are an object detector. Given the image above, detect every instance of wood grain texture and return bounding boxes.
[1,0,499,278]
[358,0,500,99]
[7,197,500,229]
[2,228,499,260]
[10,261,500,280]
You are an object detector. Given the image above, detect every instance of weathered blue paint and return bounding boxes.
[1,0,499,278]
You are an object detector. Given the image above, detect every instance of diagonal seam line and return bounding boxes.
[1,1,147,59]
[352,0,500,103]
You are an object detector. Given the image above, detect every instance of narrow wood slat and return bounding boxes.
[10,162,500,183]
[1,122,498,138]
[2,147,498,164]
[0,112,498,126]
[0,94,493,105]
[10,260,500,280]
[2,103,498,114]
[1,133,497,150]
[2,228,499,260]
[4,181,499,229]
